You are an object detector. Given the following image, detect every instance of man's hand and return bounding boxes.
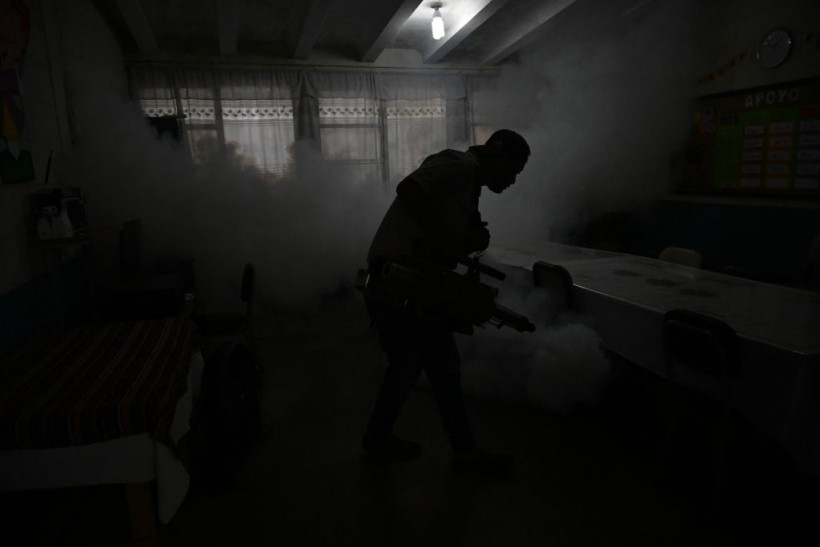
[428,237,461,269]
[468,222,490,253]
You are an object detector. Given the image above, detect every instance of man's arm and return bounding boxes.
[397,177,489,262]
[396,177,461,264]
[396,177,445,235]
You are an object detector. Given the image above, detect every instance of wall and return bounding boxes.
[526,0,820,282]
[1,0,63,297]
[695,0,820,96]
[578,196,820,283]
[659,0,820,281]
[0,0,128,354]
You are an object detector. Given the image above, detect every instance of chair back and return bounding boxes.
[663,309,740,382]
[241,263,255,320]
[661,309,740,514]
[532,261,574,315]
[659,246,702,268]
[119,219,142,277]
[804,231,820,287]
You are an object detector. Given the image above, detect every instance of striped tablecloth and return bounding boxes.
[0,315,198,449]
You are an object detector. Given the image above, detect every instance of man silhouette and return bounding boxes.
[362,129,531,476]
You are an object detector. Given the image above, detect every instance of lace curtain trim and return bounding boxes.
[386,106,446,119]
[144,103,446,121]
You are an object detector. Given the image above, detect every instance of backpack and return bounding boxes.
[194,341,261,492]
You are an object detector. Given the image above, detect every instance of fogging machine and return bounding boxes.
[356,254,535,335]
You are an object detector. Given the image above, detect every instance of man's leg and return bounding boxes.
[423,326,475,453]
[424,325,515,476]
[363,313,425,460]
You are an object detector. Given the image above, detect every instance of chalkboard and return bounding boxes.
[677,77,820,197]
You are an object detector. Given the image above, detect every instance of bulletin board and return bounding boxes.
[678,77,820,198]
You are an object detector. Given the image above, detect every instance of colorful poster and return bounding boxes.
[681,78,820,196]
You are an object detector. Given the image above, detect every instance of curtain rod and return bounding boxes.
[125,56,500,76]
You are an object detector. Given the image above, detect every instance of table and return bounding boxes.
[485,239,623,266]
[0,354,200,523]
[0,315,203,526]
[485,239,820,477]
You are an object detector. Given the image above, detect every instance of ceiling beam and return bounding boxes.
[424,0,512,64]
[360,0,422,63]
[216,0,238,56]
[114,0,159,55]
[293,0,334,59]
[481,0,577,65]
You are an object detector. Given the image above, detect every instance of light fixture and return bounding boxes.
[431,5,445,40]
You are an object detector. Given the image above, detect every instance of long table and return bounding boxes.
[485,240,820,478]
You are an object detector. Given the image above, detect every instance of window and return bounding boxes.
[386,98,447,182]
[318,97,381,184]
[221,99,295,177]
[181,98,219,166]
[130,67,479,185]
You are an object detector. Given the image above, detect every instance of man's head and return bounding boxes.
[473,129,531,193]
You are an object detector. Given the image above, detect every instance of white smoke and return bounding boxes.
[63,86,392,314]
[476,0,700,247]
[57,0,699,414]
[447,0,701,411]
[457,263,612,414]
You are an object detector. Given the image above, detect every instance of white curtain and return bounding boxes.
[465,74,501,147]
[310,71,382,185]
[129,66,297,177]
[218,69,298,177]
[128,66,477,184]
[380,73,454,184]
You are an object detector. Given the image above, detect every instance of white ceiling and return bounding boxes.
[95,0,581,67]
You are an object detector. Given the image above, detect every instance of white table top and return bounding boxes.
[486,240,820,357]
[485,239,623,268]
[487,240,820,478]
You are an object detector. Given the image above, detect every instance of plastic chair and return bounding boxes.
[659,246,703,268]
[532,261,574,315]
[659,308,740,515]
[803,231,820,288]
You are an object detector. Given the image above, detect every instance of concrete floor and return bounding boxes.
[3,296,817,546]
[159,297,815,547]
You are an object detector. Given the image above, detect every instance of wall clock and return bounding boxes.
[756,28,792,69]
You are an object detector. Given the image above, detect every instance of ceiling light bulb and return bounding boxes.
[432,8,445,40]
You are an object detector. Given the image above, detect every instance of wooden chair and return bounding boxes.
[195,263,259,372]
[659,246,703,268]
[96,219,191,321]
[659,308,741,515]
